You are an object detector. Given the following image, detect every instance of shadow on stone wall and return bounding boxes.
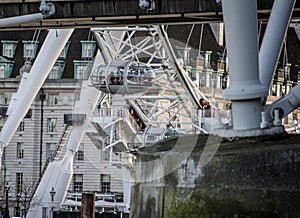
[131,133,300,218]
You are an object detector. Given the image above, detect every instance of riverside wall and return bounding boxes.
[130,133,300,218]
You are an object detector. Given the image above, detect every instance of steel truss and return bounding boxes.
[92,26,207,139]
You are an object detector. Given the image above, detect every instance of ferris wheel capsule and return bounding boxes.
[90,60,155,94]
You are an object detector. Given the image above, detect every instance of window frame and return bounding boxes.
[46,143,57,160]
[17,142,24,159]
[58,41,70,59]
[101,147,110,162]
[73,174,83,192]
[22,40,39,59]
[0,57,14,79]
[81,40,96,58]
[17,121,25,132]
[73,60,93,79]
[48,60,65,79]
[48,93,59,106]
[100,174,111,193]
[48,65,61,79]
[47,118,57,133]
[0,93,5,105]
[1,40,18,58]
[16,173,23,194]
[0,64,6,78]
[75,143,84,161]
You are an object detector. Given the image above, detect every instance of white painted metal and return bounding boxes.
[197,109,202,132]
[0,29,73,166]
[222,0,267,100]
[103,30,127,61]
[222,0,267,130]
[122,167,131,211]
[128,100,151,123]
[259,0,295,99]
[267,84,300,120]
[125,96,179,100]
[93,29,134,209]
[27,80,101,217]
[0,13,44,28]
[231,99,262,130]
[260,111,268,129]
[157,25,204,109]
[0,0,55,28]
[27,28,127,216]
[92,26,204,132]
[92,27,157,32]
[273,109,282,126]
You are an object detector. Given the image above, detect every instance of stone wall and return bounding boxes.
[131,133,300,217]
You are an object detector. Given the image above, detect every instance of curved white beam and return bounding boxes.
[0,29,74,162]
[259,0,296,102]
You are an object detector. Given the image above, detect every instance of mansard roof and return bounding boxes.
[0,28,93,78]
[167,24,224,68]
[0,25,298,82]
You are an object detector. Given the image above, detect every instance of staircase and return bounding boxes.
[40,125,72,176]
[53,125,72,161]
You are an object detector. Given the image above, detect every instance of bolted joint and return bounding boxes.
[260,111,269,129]
[39,1,56,17]
[139,0,155,11]
[273,109,282,126]
[139,0,149,8]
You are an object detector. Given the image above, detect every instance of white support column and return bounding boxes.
[26,80,101,218]
[259,0,295,95]
[222,0,268,130]
[0,29,73,160]
[27,30,127,217]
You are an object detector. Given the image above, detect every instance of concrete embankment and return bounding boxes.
[130,133,300,218]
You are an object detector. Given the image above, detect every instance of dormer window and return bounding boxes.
[0,65,5,78]
[73,60,93,79]
[48,60,65,79]
[199,50,212,69]
[48,66,61,79]
[0,57,14,78]
[58,41,70,59]
[23,41,39,59]
[0,93,7,105]
[81,41,96,58]
[175,46,191,66]
[1,40,18,58]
